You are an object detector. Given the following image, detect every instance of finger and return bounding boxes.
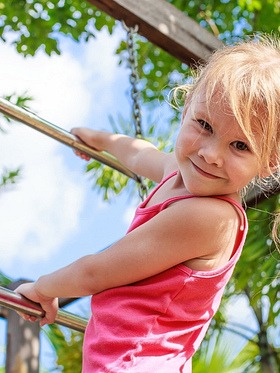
[16,311,39,323]
[74,150,90,161]
[80,154,91,161]
[39,313,55,327]
[28,316,39,322]
[39,298,59,327]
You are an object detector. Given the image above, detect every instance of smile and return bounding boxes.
[191,161,221,179]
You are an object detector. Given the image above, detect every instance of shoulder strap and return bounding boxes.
[140,171,178,208]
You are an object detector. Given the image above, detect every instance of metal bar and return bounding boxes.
[0,286,88,333]
[0,97,140,183]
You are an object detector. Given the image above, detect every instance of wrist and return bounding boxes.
[35,275,53,300]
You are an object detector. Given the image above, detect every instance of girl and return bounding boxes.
[16,35,280,372]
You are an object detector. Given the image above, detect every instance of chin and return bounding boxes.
[184,181,213,196]
[186,186,213,197]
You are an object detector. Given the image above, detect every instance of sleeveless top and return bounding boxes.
[82,171,248,373]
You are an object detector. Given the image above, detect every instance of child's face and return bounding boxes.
[175,92,265,199]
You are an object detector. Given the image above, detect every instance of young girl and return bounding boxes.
[16,35,280,372]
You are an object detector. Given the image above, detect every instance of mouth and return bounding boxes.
[191,161,221,179]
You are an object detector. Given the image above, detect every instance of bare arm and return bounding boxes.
[71,127,169,183]
[15,198,239,326]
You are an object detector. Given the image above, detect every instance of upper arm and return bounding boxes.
[83,198,240,295]
[105,134,172,183]
[130,147,173,183]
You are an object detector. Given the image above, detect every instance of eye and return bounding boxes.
[232,141,249,151]
[198,120,213,133]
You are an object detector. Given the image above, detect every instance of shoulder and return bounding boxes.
[170,196,241,236]
[170,195,240,217]
[186,196,241,220]
[164,197,241,259]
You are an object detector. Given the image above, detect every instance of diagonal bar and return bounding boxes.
[0,97,140,183]
[0,286,88,333]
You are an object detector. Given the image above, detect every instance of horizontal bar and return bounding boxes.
[0,97,140,183]
[0,286,88,333]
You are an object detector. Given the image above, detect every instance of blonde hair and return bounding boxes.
[176,33,280,243]
[177,34,280,180]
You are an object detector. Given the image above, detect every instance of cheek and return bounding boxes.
[228,158,258,185]
[176,130,197,154]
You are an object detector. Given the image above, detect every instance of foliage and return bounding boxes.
[0,0,115,56]
[43,324,83,372]
[193,331,260,372]
[0,92,33,130]
[0,168,21,191]
[235,196,280,320]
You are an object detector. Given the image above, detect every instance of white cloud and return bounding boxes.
[0,41,90,128]
[0,27,128,267]
[0,41,90,266]
[0,119,86,267]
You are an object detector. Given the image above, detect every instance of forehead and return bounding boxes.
[192,91,239,124]
[192,90,229,115]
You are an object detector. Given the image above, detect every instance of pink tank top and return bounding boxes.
[82,171,248,373]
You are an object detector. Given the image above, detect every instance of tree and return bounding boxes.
[1,0,280,372]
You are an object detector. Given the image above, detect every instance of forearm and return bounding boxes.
[34,255,100,299]
[72,128,163,180]
[15,255,102,326]
[86,130,157,169]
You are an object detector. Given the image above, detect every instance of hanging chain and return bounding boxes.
[122,21,142,138]
[122,20,148,201]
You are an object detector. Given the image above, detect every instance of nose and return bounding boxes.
[198,143,224,167]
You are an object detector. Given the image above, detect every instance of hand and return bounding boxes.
[71,127,104,161]
[71,127,91,161]
[15,282,59,327]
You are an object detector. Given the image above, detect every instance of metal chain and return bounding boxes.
[122,20,148,201]
[122,21,142,138]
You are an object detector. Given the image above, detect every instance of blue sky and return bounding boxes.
[0,21,260,371]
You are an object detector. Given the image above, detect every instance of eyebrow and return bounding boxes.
[192,107,212,122]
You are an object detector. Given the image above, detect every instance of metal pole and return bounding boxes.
[0,97,140,183]
[0,286,88,333]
